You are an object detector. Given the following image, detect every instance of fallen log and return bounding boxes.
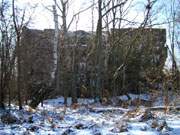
[148,106,180,111]
[89,107,129,113]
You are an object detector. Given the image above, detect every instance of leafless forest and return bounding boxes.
[0,0,180,135]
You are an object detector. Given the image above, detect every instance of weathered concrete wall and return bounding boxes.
[21,27,167,97]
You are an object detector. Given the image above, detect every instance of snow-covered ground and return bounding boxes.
[0,94,180,135]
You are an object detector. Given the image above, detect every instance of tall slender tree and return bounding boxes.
[53,0,60,97]
[95,0,103,99]
[12,0,34,109]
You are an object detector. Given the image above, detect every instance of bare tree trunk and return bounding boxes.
[62,0,67,34]
[96,0,103,99]
[71,18,80,104]
[0,38,5,109]
[171,11,177,86]
[72,46,77,103]
[91,0,95,33]
[168,0,179,91]
[0,5,6,109]
[61,0,68,105]
[12,0,23,110]
[112,0,117,96]
[53,1,60,94]
[16,38,22,110]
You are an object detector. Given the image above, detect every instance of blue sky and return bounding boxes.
[18,0,148,31]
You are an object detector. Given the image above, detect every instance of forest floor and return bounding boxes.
[0,92,180,135]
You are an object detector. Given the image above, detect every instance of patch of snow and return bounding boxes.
[118,95,129,101]
[128,130,158,135]
[78,98,95,105]
[128,93,150,101]
[1,95,180,135]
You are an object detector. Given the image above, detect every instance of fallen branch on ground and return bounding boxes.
[89,107,129,113]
